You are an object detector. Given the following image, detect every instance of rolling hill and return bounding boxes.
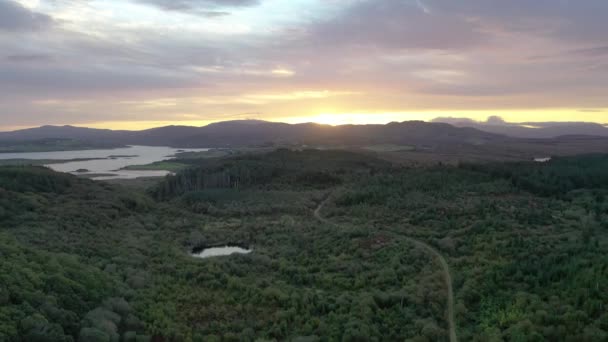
[432,117,608,138]
[3,120,608,161]
[0,120,506,148]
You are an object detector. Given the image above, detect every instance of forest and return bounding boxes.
[1,150,607,341]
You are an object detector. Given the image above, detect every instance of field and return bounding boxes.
[1,150,607,341]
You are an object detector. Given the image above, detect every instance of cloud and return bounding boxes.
[5,54,53,63]
[0,62,203,94]
[433,116,515,126]
[431,117,477,125]
[0,0,53,31]
[134,0,260,16]
[1,0,608,129]
[434,116,607,131]
[579,109,605,113]
[425,0,608,43]
[305,1,487,51]
[566,46,608,57]
[486,115,507,125]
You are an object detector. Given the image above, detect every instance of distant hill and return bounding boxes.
[0,120,506,148]
[0,125,127,142]
[432,117,608,138]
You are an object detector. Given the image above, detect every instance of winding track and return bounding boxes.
[314,195,457,342]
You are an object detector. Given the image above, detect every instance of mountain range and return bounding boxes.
[432,116,608,138]
[1,120,608,160]
[0,120,507,148]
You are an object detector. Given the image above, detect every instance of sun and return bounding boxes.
[307,113,351,126]
[297,112,437,126]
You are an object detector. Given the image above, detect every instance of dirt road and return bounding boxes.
[313,195,457,342]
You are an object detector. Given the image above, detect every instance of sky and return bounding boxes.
[1,0,607,131]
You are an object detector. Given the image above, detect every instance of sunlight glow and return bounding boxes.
[280,109,608,126]
[41,108,607,132]
[281,112,439,126]
[271,68,296,77]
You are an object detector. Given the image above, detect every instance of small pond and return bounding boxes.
[191,246,252,259]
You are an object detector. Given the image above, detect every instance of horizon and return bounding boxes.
[3,1,608,339]
[2,115,608,133]
[2,0,608,130]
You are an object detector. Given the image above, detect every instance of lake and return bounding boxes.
[191,246,253,259]
[0,145,208,180]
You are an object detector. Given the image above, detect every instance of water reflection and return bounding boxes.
[0,145,208,180]
[191,246,253,258]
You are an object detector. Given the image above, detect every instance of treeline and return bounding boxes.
[323,154,608,340]
[462,154,608,196]
[0,166,74,193]
[0,167,153,341]
[0,159,446,341]
[0,234,149,341]
[2,151,608,340]
[153,149,388,200]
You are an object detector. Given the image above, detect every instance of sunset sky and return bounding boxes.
[1,0,607,131]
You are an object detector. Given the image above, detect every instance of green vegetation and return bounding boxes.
[75,173,119,179]
[323,155,608,341]
[121,161,189,172]
[363,144,415,152]
[119,148,274,172]
[173,149,236,159]
[1,151,607,341]
[173,147,278,160]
